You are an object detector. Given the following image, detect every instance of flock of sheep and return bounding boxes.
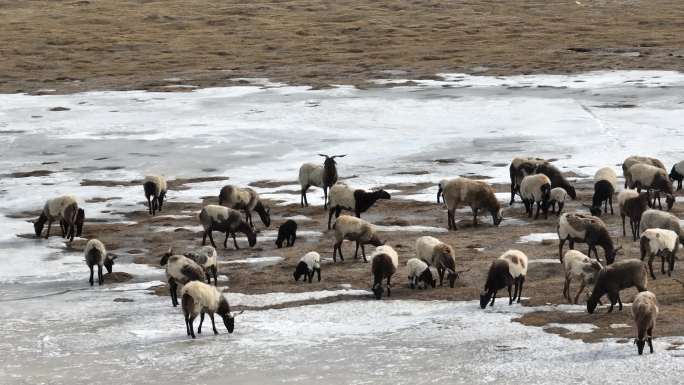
[30,153,684,354]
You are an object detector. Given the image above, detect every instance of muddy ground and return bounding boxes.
[2,1,684,93]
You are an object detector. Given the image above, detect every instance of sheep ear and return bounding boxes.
[332,154,346,159]
[317,153,329,158]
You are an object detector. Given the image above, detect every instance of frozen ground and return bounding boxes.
[2,71,684,384]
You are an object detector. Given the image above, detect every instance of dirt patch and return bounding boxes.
[104,271,134,283]
[249,180,297,188]
[5,170,54,178]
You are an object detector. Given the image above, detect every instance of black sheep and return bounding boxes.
[275,220,297,248]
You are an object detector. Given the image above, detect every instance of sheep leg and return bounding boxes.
[232,232,239,250]
[188,316,196,338]
[147,195,152,214]
[510,184,516,206]
[617,294,623,311]
[327,208,335,230]
[361,244,367,262]
[573,281,585,305]
[185,314,191,336]
[45,219,53,239]
[472,208,478,227]
[568,239,575,250]
[490,290,497,306]
[607,292,618,313]
[169,279,178,307]
[621,214,626,237]
[210,313,219,335]
[198,313,205,334]
[648,253,657,280]
[354,242,359,259]
[212,266,218,285]
[410,276,415,289]
[386,276,391,297]
[323,186,328,209]
[661,252,666,275]
[609,196,614,215]
[517,277,524,303]
[558,238,566,262]
[202,230,207,245]
[447,209,453,230]
[208,231,218,249]
[89,265,94,286]
[647,327,654,353]
[98,264,103,286]
[562,274,570,301]
[289,233,296,247]
[438,267,444,286]
[507,284,513,305]
[308,270,313,283]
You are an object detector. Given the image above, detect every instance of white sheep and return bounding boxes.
[415,236,459,288]
[557,212,620,265]
[294,251,321,283]
[520,174,552,219]
[184,245,219,285]
[332,215,384,262]
[160,252,206,307]
[143,175,167,215]
[562,250,602,304]
[628,163,675,210]
[371,245,399,299]
[441,178,503,230]
[480,250,528,308]
[640,228,679,279]
[640,209,684,242]
[406,258,437,289]
[34,195,81,241]
[181,281,238,339]
[509,156,545,204]
[199,205,257,250]
[327,183,391,229]
[549,187,568,215]
[84,239,116,286]
[622,155,665,188]
[589,167,618,216]
[669,160,684,190]
[632,291,658,355]
[298,154,345,208]
[218,185,271,228]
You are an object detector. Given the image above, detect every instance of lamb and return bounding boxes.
[370,245,399,299]
[632,291,658,355]
[587,259,648,314]
[589,167,617,216]
[218,185,271,228]
[534,162,577,200]
[275,219,297,248]
[562,250,602,304]
[332,215,384,262]
[557,212,620,265]
[415,236,460,288]
[199,205,257,250]
[406,258,437,289]
[160,251,206,307]
[442,178,503,230]
[640,228,679,279]
[549,187,568,215]
[519,174,551,219]
[628,163,675,210]
[622,155,665,189]
[669,160,684,190]
[298,153,346,208]
[181,281,238,339]
[327,183,391,229]
[184,245,219,285]
[143,175,167,216]
[479,250,528,308]
[34,195,81,241]
[509,156,545,205]
[293,251,321,283]
[640,209,684,243]
[84,239,116,286]
[618,190,650,241]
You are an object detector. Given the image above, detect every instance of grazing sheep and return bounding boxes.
[549,187,568,215]
[143,175,167,216]
[520,174,551,219]
[199,205,257,250]
[181,281,237,339]
[628,163,675,210]
[632,291,658,355]
[293,251,321,283]
[415,236,459,288]
[534,162,577,200]
[480,250,528,308]
[327,183,391,229]
[84,239,116,286]
[640,228,679,279]
[509,157,545,205]
[442,178,503,230]
[557,213,620,265]
[618,190,650,241]
[562,250,602,304]
[587,259,648,314]
[406,258,437,289]
[622,155,665,189]
[370,245,399,299]
[669,160,684,190]
[589,167,617,216]
[275,219,297,248]
[218,185,271,228]
[34,195,81,241]
[298,154,346,208]
[640,209,684,243]
[161,252,206,307]
[332,215,384,262]
[184,245,219,285]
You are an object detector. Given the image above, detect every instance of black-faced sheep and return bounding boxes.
[442,178,503,230]
[84,239,116,286]
[557,212,620,265]
[161,252,206,307]
[218,185,271,228]
[480,250,528,308]
[34,195,81,241]
[327,183,391,229]
[181,281,238,339]
[293,251,321,283]
[199,205,257,250]
[298,153,345,208]
[520,174,551,219]
[632,291,658,355]
[589,167,617,216]
[587,259,648,314]
[549,187,568,215]
[622,155,665,189]
[534,162,577,200]
[415,236,460,288]
[406,258,437,289]
[669,160,684,190]
[618,190,650,241]
[562,250,602,304]
[184,245,219,285]
[640,209,684,243]
[628,163,675,210]
[143,175,167,216]
[640,228,679,279]
[332,215,384,262]
[509,156,545,205]
[371,245,399,299]
[275,219,297,248]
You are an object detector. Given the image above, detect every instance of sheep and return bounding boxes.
[275,219,297,248]
[34,195,81,241]
[587,259,648,314]
[332,215,384,262]
[161,251,206,307]
[143,175,167,216]
[84,239,116,286]
[406,258,437,289]
[618,190,650,241]
[640,209,684,243]
[509,156,545,205]
[557,212,620,265]
[184,245,219,285]
[442,178,503,230]
[480,250,528,308]
[562,250,602,304]
[293,251,321,283]
[589,167,617,216]
[640,228,679,279]
[519,174,551,219]
[199,205,257,250]
[632,291,658,355]
[370,245,399,299]
[327,183,391,229]
[669,160,684,190]
[534,162,577,200]
[415,236,460,288]
[181,281,238,339]
[298,153,346,208]
[622,155,665,189]
[628,163,675,210]
[218,185,271,228]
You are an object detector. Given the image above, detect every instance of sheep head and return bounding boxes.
[104,254,117,274]
[479,290,492,309]
[372,283,383,300]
